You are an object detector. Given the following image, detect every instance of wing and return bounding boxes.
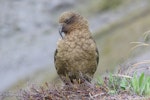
[54,49,58,66]
[96,47,99,66]
[92,37,99,66]
[54,49,68,76]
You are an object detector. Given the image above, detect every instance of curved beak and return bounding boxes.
[59,24,64,38]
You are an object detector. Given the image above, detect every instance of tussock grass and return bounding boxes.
[1,73,149,100]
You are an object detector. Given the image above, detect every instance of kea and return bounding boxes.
[54,11,99,83]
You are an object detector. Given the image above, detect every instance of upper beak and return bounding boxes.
[59,24,64,38]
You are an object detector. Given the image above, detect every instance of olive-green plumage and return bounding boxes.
[54,11,99,82]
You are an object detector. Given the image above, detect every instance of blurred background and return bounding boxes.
[0,0,150,94]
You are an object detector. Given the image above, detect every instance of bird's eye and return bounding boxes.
[64,15,75,24]
[65,19,71,24]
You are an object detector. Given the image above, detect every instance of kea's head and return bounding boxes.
[59,11,89,37]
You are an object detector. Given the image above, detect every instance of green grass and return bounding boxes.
[131,73,150,95]
[97,73,150,96]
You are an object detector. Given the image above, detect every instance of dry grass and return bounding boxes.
[1,77,149,100]
[19,79,150,100]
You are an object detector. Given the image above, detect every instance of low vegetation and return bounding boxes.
[98,73,150,96]
[1,73,149,100]
[16,73,150,100]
